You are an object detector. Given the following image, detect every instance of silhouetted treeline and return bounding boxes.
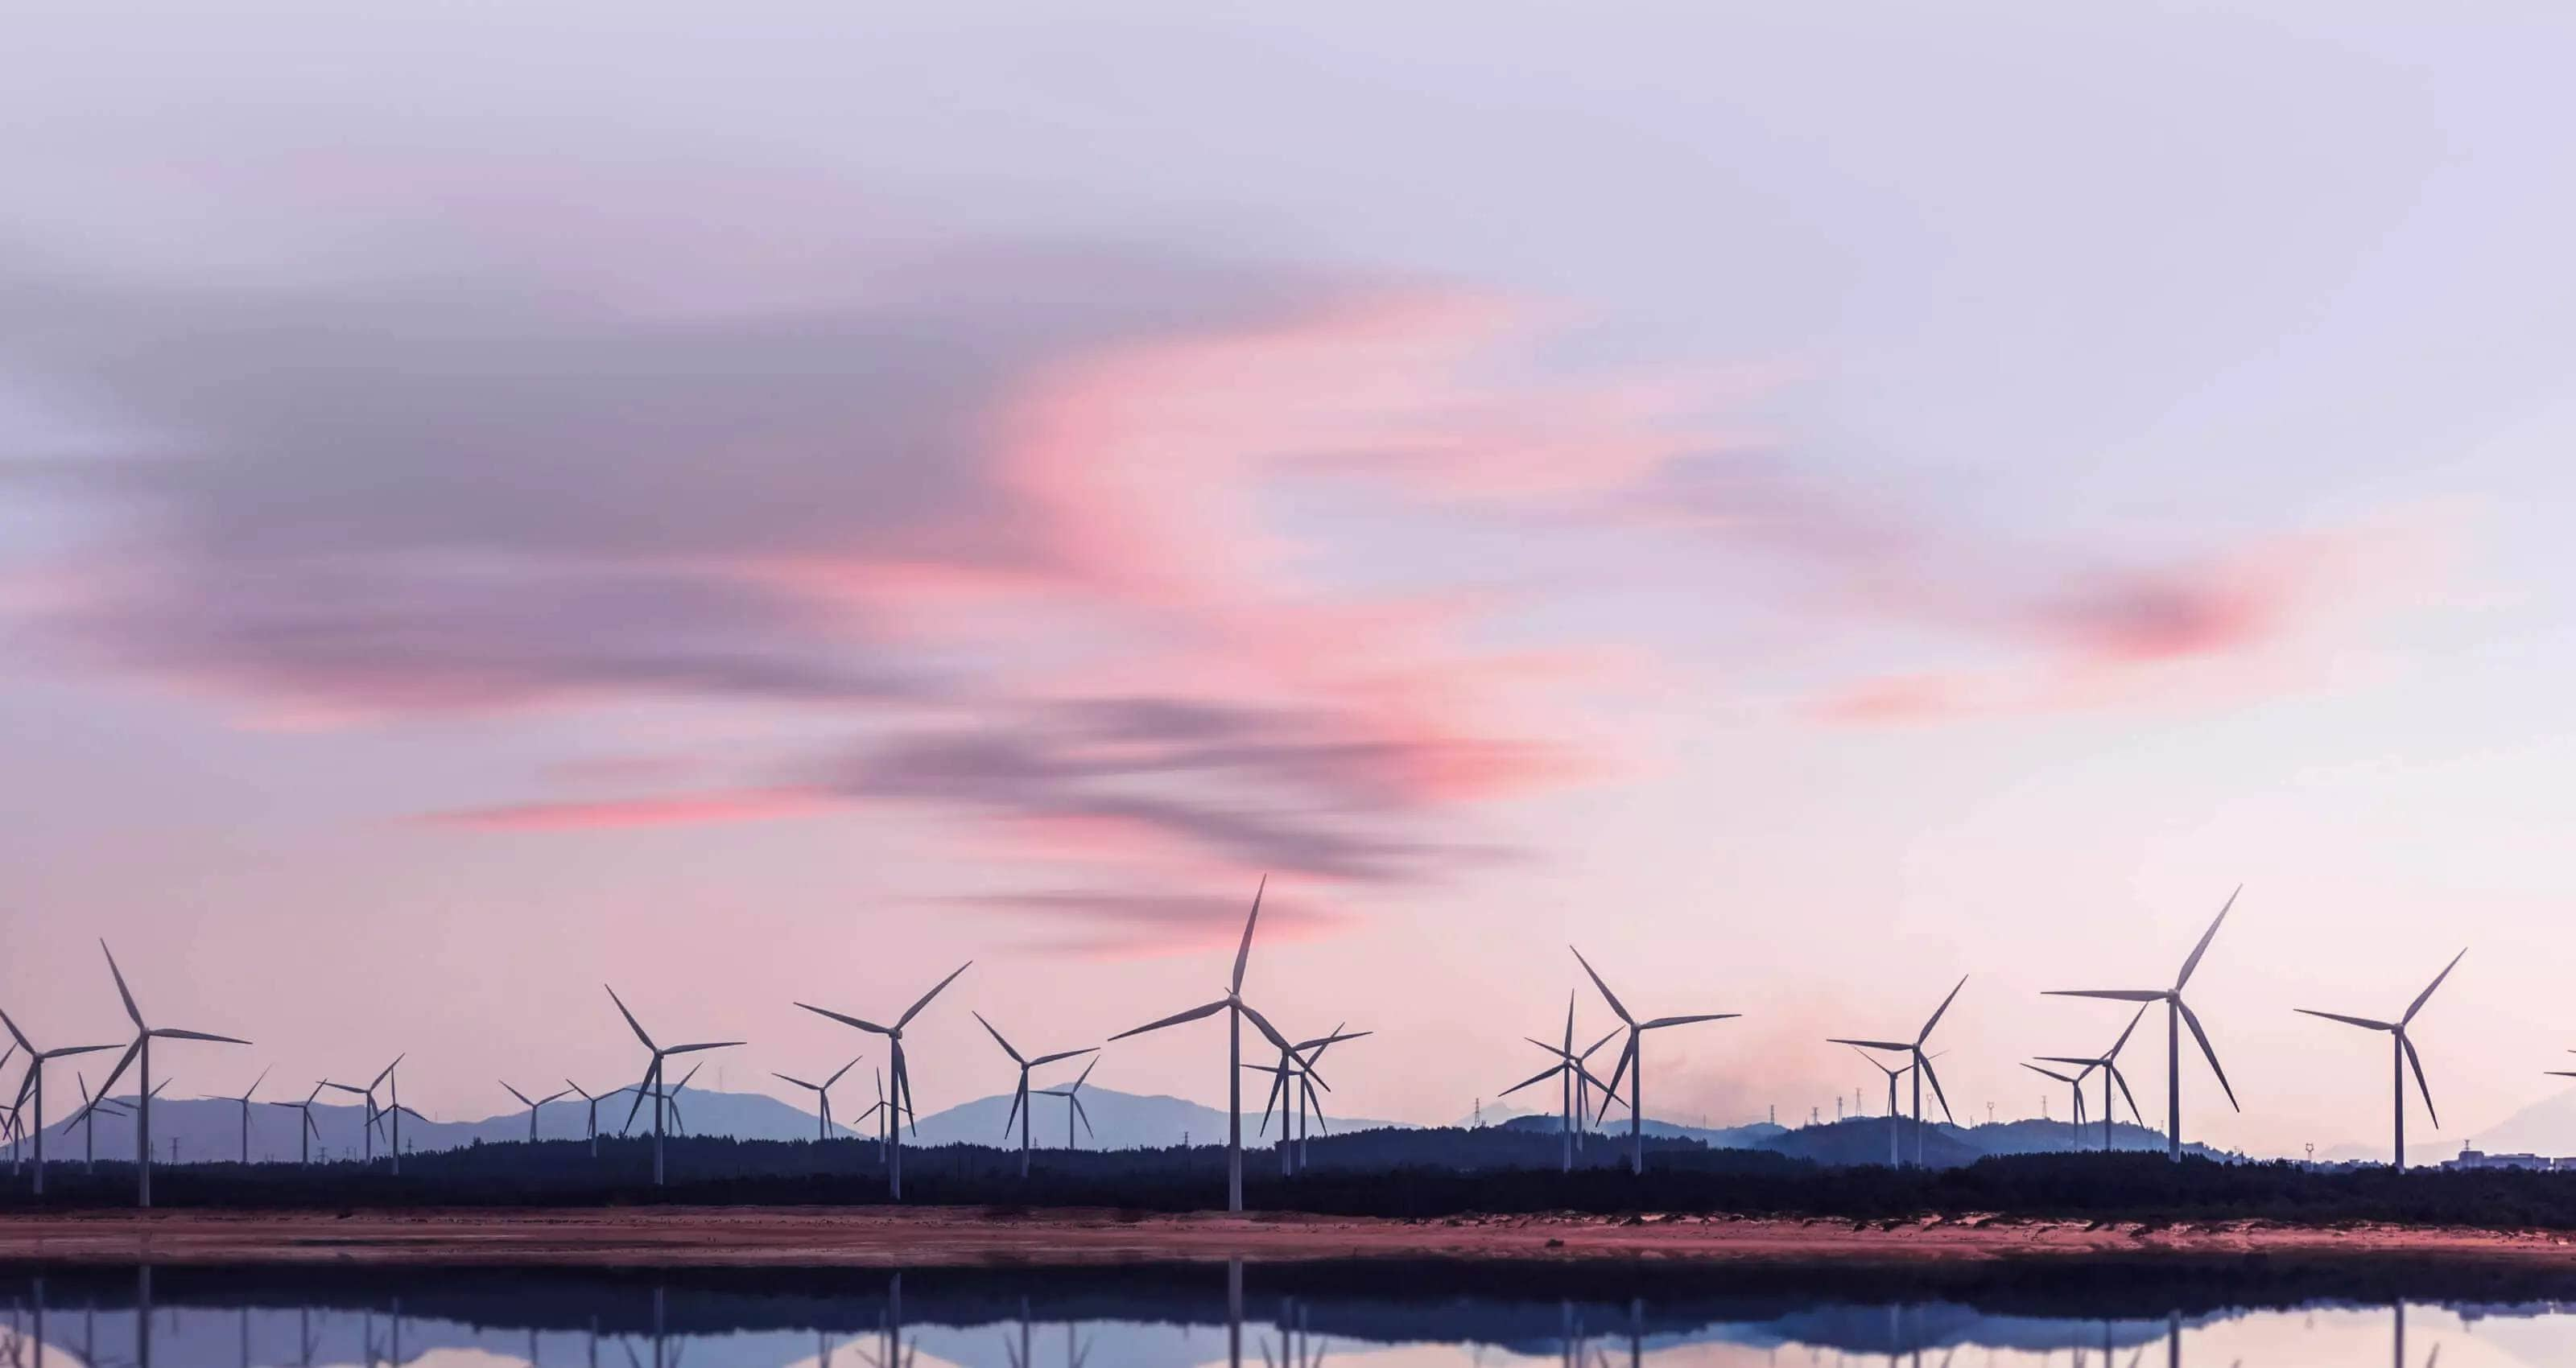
[8,1127,2576,1229]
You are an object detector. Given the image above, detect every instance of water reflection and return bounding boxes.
[3,1260,2573,1366]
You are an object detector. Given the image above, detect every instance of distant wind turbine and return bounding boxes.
[0,1007,118,1195]
[2021,1062,2091,1147]
[1282,1025,1368,1172]
[2033,1003,2152,1152]
[605,985,741,1185]
[772,1056,864,1142]
[502,1081,572,1143]
[973,1013,1097,1178]
[76,1071,134,1172]
[1247,1024,1367,1176]
[83,940,250,1206]
[797,962,972,1201]
[1037,1057,1100,1150]
[228,1066,271,1163]
[1829,974,1967,1167]
[1574,945,1740,1175]
[1110,878,1308,1211]
[563,1079,634,1158]
[1849,1045,1916,1167]
[322,1056,405,1167]
[1501,992,1618,1172]
[2046,887,2243,1162]
[266,1083,324,1164]
[2294,948,2467,1169]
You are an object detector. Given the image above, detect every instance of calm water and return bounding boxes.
[5,1261,2573,1367]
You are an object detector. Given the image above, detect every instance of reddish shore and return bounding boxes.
[5,1208,2576,1267]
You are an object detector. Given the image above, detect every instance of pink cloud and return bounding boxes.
[416,787,832,831]
[931,888,1357,960]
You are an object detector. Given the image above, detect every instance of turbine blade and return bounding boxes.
[2043,990,2166,1003]
[898,962,974,1029]
[1568,946,1633,1025]
[2111,1065,2144,1125]
[798,1003,894,1035]
[505,1082,534,1106]
[2020,1064,2077,1084]
[1827,1038,1914,1052]
[973,1012,1025,1065]
[1234,1000,1297,1057]
[664,1041,742,1055]
[828,1056,861,1088]
[101,940,145,1028]
[1071,1056,1098,1090]
[774,1073,819,1090]
[2402,948,2467,1026]
[1918,1052,1955,1124]
[1073,1094,1094,1139]
[153,1028,250,1045]
[2177,998,2240,1111]
[1259,1061,1287,1134]
[604,985,657,1051]
[1601,1036,1636,1115]
[2174,885,2240,991]
[47,1044,118,1060]
[2294,1008,2394,1032]
[1643,1013,1738,1030]
[1232,875,1266,995]
[1916,974,1968,1045]
[1500,1062,1566,1098]
[242,1064,271,1099]
[622,1063,657,1132]
[0,1009,31,1053]
[1029,1047,1098,1068]
[1109,999,1229,1040]
[2034,1057,2103,1066]
[2108,1003,2151,1057]
[89,1040,142,1110]
[1001,1079,1023,1139]
[2402,1032,2438,1129]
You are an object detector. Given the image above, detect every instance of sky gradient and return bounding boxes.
[6,2,2576,1161]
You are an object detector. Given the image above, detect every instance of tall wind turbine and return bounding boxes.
[1829,974,1966,1168]
[2294,948,2466,1169]
[1038,1057,1100,1151]
[2021,1062,2091,1147]
[1574,946,1740,1176]
[2033,1003,2151,1152]
[973,1013,1096,1178]
[229,1066,271,1164]
[1110,878,1307,1211]
[0,1007,118,1195]
[502,1082,572,1143]
[795,962,970,1201]
[2046,888,2243,1161]
[85,940,250,1206]
[266,1084,324,1164]
[1849,1045,1916,1167]
[772,1056,863,1142]
[605,985,741,1186]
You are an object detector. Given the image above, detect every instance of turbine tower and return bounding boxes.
[502,1081,572,1143]
[1849,1046,1916,1167]
[1574,945,1740,1176]
[2294,948,2466,1169]
[1829,974,1966,1168]
[605,984,741,1186]
[2033,1003,2151,1152]
[266,1084,324,1164]
[229,1066,271,1164]
[771,1056,864,1142]
[1037,1057,1100,1150]
[85,940,250,1207]
[0,1007,118,1195]
[795,962,971,1201]
[2047,888,2243,1162]
[973,1013,1097,1178]
[1109,878,1306,1211]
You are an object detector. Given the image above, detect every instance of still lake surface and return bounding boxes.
[4,1259,2572,1367]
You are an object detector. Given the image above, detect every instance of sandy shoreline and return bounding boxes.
[3,1208,2575,1267]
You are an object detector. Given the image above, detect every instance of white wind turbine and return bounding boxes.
[973,1013,1097,1178]
[2033,1003,2152,1152]
[266,1083,324,1164]
[76,1071,134,1172]
[1247,1024,1368,1176]
[2047,888,2244,1162]
[772,1056,864,1142]
[322,1056,405,1167]
[0,1007,118,1195]
[563,1079,635,1158]
[1500,992,1617,1172]
[84,940,250,1206]
[502,1081,572,1143]
[1109,878,1307,1211]
[796,961,971,1201]
[1849,1045,1917,1167]
[2021,1061,2091,1148]
[1038,1057,1100,1151]
[605,985,741,1185]
[1574,945,1740,1176]
[2295,948,2466,1169]
[228,1066,271,1164]
[1829,974,1967,1168]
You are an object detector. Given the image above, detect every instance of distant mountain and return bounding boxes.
[910,1086,1411,1151]
[2396,1085,2576,1164]
[1497,1112,1785,1149]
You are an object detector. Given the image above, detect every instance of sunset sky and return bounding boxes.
[6,2,2576,1160]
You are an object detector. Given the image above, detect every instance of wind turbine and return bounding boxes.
[0,1007,118,1195]
[1283,1026,1368,1172]
[605,985,741,1186]
[76,1071,133,1172]
[563,1080,633,1158]
[84,940,250,1206]
[1248,1025,1367,1176]
[662,1061,704,1135]
[502,1082,572,1143]
[1849,1045,1916,1167]
[1501,994,1617,1172]
[2021,1062,2091,1147]
[773,1056,864,1142]
[2294,948,2466,1169]
[323,1056,404,1166]
[2046,887,2243,1162]
[973,1013,1097,1178]
[1829,974,1966,1168]
[1038,1057,1100,1150]
[228,1066,271,1163]
[1576,946,1740,1176]
[2033,1003,2151,1152]
[1110,878,1309,1211]
[266,1084,324,1164]
[796,962,969,1201]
